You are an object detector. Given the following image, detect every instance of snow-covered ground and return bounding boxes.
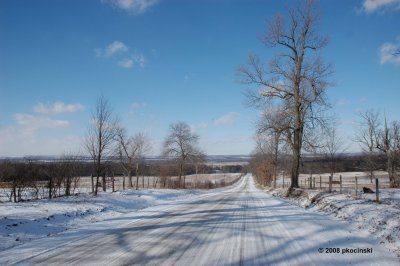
[264,184,400,259]
[0,173,242,252]
[0,174,397,265]
[0,174,398,265]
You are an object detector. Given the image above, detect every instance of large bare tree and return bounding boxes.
[239,0,332,188]
[162,122,203,188]
[84,95,118,196]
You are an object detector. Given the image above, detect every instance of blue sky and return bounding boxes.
[0,0,399,157]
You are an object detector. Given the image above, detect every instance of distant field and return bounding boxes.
[78,173,242,190]
[0,173,242,202]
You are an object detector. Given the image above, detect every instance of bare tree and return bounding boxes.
[58,154,81,196]
[376,118,400,187]
[162,122,203,188]
[189,151,207,175]
[239,0,332,188]
[257,107,288,188]
[252,133,272,186]
[356,109,400,187]
[84,95,118,196]
[355,109,380,183]
[322,125,347,180]
[116,128,152,190]
[133,134,151,190]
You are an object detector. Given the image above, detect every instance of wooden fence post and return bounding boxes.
[355,176,358,199]
[340,175,342,193]
[313,177,316,189]
[319,176,322,190]
[375,178,380,203]
[329,175,332,193]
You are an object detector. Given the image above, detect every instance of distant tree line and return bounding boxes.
[0,157,243,202]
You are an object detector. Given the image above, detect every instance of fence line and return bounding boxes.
[271,172,389,200]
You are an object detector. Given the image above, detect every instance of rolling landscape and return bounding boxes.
[0,0,399,265]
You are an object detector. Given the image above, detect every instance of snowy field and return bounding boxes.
[264,175,400,259]
[0,174,242,252]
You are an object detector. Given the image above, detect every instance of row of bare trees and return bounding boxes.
[83,95,153,195]
[249,107,400,189]
[0,156,83,202]
[356,109,400,187]
[83,95,207,195]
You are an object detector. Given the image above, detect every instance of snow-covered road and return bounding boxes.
[0,175,398,265]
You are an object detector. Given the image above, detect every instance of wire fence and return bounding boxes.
[0,173,242,203]
[274,171,389,201]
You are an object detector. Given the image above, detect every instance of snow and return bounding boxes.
[0,174,398,265]
[265,184,400,259]
[0,174,242,251]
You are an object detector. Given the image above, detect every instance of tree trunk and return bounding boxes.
[94,174,99,196]
[12,182,16,203]
[388,155,396,188]
[128,169,133,188]
[91,174,94,194]
[179,161,184,188]
[291,152,300,188]
[112,176,115,192]
[48,177,52,199]
[102,173,106,192]
[135,163,139,190]
[65,176,71,196]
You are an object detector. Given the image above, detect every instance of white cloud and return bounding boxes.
[118,58,134,68]
[33,102,85,114]
[14,113,71,131]
[379,42,400,65]
[213,112,240,126]
[0,126,81,157]
[96,41,128,58]
[118,53,147,68]
[102,0,159,14]
[362,0,400,13]
[132,53,147,67]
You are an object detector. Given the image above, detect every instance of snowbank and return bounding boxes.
[264,186,400,259]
